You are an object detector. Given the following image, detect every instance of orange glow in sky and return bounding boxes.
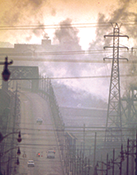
[0,0,136,49]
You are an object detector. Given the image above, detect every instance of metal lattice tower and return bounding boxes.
[104,23,129,143]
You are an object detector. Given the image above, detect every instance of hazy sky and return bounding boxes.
[0,0,137,102]
[0,0,136,49]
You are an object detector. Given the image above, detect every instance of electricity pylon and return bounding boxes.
[104,23,129,144]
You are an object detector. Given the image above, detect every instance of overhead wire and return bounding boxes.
[7,74,137,80]
[0,23,114,30]
[0,22,134,63]
[0,21,136,30]
[0,50,117,55]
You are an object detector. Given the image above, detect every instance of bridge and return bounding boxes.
[0,66,94,175]
[0,66,136,175]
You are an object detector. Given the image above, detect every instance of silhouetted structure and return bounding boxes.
[104,23,129,145]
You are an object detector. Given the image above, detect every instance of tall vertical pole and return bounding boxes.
[101,155,103,175]
[93,132,97,171]
[104,23,129,143]
[120,144,124,175]
[127,139,129,175]
[83,123,85,156]
[106,154,109,175]
[131,140,134,175]
[112,149,115,175]
[135,133,137,175]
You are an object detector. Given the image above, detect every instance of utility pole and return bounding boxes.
[136,133,137,175]
[127,139,129,175]
[112,149,115,175]
[83,124,85,156]
[93,132,97,171]
[104,23,129,145]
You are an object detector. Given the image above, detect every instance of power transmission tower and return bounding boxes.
[104,23,129,144]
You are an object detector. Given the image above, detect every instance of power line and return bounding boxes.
[0,22,136,30]
[0,50,116,55]
[4,126,135,133]
[0,23,112,30]
[0,50,128,55]
[5,74,136,81]
[0,51,129,59]
[0,57,110,63]
[0,57,134,63]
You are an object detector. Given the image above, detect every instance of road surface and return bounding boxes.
[17,91,64,175]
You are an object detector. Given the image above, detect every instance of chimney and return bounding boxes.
[41,39,51,46]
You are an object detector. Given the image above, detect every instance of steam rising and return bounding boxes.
[54,18,80,49]
[0,0,137,102]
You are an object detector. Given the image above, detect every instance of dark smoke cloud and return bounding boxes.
[32,23,46,37]
[0,1,56,43]
[12,0,44,9]
[29,0,43,6]
[89,0,137,50]
[110,0,137,23]
[108,0,137,39]
[51,18,85,77]
[118,0,136,6]
[54,18,81,50]
[88,0,137,99]
[2,10,21,25]
[89,13,111,51]
[39,18,110,102]
[1,0,45,25]
[24,22,49,41]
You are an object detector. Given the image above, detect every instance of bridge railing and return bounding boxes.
[37,77,94,175]
[0,85,21,175]
[38,77,65,170]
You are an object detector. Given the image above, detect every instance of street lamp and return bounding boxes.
[0,147,21,157]
[17,147,21,156]
[16,157,19,165]
[0,131,22,174]
[0,131,22,143]
[0,156,20,175]
[0,56,13,81]
[17,131,22,143]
